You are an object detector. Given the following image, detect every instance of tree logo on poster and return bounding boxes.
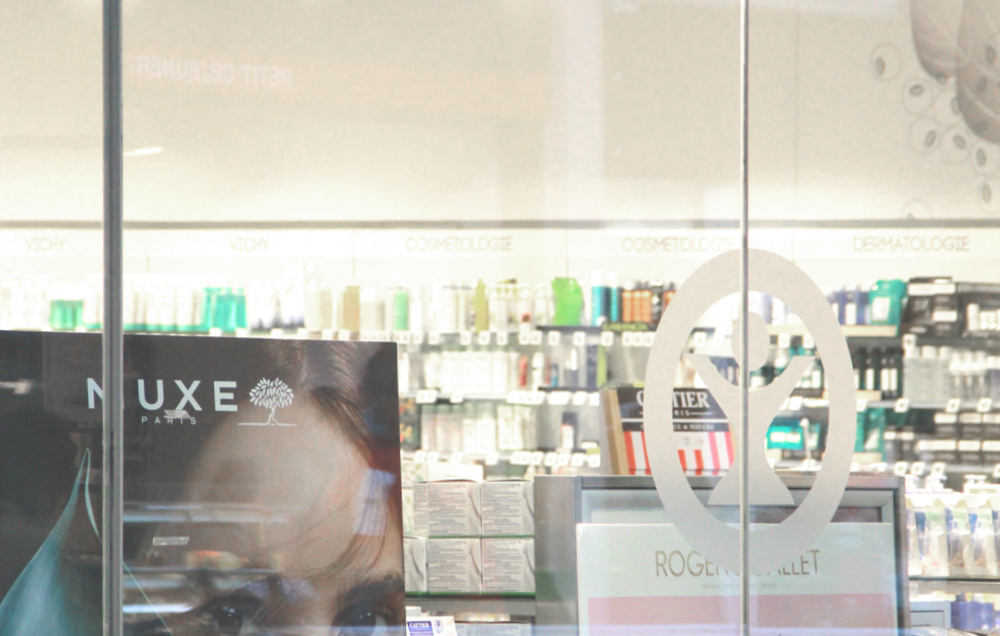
[244,378,295,427]
[643,249,856,575]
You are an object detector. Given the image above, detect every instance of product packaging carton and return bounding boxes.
[404,536,428,593]
[428,480,482,537]
[481,538,535,594]
[477,623,532,636]
[406,616,458,636]
[427,538,483,594]
[413,482,430,537]
[481,480,534,536]
[402,487,416,536]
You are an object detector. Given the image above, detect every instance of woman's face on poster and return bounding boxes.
[141,399,403,635]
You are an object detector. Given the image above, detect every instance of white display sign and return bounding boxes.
[576,523,898,636]
[645,250,856,574]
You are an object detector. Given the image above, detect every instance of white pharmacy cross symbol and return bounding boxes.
[644,249,856,575]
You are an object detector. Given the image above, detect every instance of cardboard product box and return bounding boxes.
[476,623,532,636]
[455,623,480,636]
[402,487,416,536]
[482,538,535,594]
[481,480,534,537]
[413,482,430,537]
[958,440,983,466]
[982,440,1000,464]
[427,538,483,594]
[933,412,959,439]
[428,480,482,537]
[984,413,1000,439]
[404,536,428,593]
[406,616,458,636]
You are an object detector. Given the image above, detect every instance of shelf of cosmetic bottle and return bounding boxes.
[769,324,900,339]
[400,389,603,407]
[405,593,536,617]
[910,576,1000,595]
[402,449,602,469]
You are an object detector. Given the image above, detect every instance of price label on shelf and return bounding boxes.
[449,452,464,464]
[496,332,509,346]
[641,332,655,347]
[459,331,472,346]
[946,398,962,413]
[993,464,1000,479]
[398,331,412,345]
[518,331,530,346]
[543,452,558,467]
[528,392,546,406]
[511,451,531,466]
[477,331,491,346]
[531,451,544,466]
[209,327,223,337]
[856,398,868,413]
[902,334,917,350]
[234,327,250,338]
[426,451,441,464]
[547,391,571,406]
[778,333,791,349]
[850,462,860,473]
[412,331,424,345]
[547,331,561,347]
[572,331,586,347]
[966,474,987,486]
[930,462,947,477]
[268,328,284,339]
[360,330,375,341]
[586,455,601,468]
[893,462,909,476]
[376,331,391,342]
[787,396,804,412]
[802,334,815,349]
[449,393,464,404]
[485,452,500,466]
[600,331,615,347]
[320,329,334,340]
[979,398,993,413]
[589,392,601,407]
[416,390,439,404]
[894,398,910,414]
[413,450,427,464]
[506,391,526,405]
[571,453,585,468]
[622,332,636,347]
[572,391,588,406]
[297,327,310,339]
[337,330,352,341]
[869,462,887,474]
[909,461,927,477]
[557,453,572,467]
[428,332,442,346]
[529,331,543,346]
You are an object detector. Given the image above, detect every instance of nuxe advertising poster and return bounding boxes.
[0,331,403,635]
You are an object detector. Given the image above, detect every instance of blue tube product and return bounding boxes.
[608,272,622,323]
[590,271,608,326]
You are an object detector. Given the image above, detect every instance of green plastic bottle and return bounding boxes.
[869,279,906,327]
[551,277,583,326]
